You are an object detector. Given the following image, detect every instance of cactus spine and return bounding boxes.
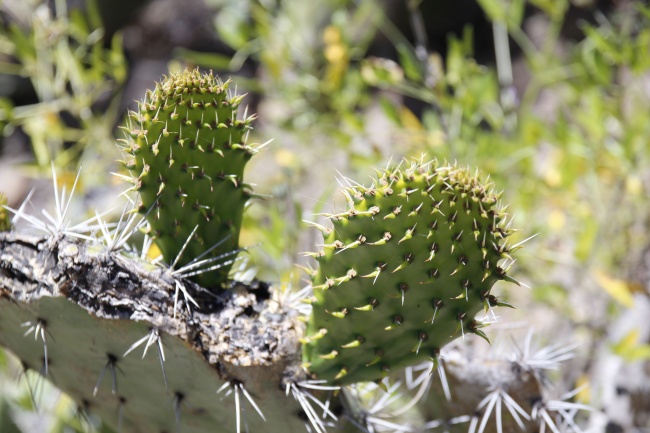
[119,68,257,288]
[303,157,517,384]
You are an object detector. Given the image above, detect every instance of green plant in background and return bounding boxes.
[303,157,516,384]
[196,0,381,130]
[119,69,260,288]
[0,0,126,176]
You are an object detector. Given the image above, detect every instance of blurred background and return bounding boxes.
[0,0,649,431]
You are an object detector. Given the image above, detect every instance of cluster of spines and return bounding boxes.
[118,68,259,288]
[302,157,519,385]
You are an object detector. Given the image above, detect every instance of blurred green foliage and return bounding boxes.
[0,0,126,179]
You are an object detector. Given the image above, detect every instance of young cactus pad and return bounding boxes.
[303,157,517,384]
[119,69,257,288]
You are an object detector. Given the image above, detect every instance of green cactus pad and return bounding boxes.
[303,157,517,384]
[119,68,257,288]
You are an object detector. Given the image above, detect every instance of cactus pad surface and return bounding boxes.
[119,69,257,288]
[303,157,517,384]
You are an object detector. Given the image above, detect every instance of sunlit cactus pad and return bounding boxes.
[119,68,258,288]
[303,157,517,384]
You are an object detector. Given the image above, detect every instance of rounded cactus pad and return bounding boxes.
[118,68,258,288]
[303,156,518,384]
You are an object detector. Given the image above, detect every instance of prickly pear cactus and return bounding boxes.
[119,68,257,288]
[303,157,517,384]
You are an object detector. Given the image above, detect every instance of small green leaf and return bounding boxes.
[527,0,568,21]
[574,218,598,262]
[611,329,650,362]
[8,23,35,62]
[378,96,402,126]
[175,48,235,71]
[396,43,422,82]
[476,0,506,22]
[594,270,634,308]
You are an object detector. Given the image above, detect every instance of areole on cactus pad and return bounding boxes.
[302,157,519,385]
[118,68,259,289]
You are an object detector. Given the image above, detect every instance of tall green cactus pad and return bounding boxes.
[303,157,518,384]
[118,68,257,288]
